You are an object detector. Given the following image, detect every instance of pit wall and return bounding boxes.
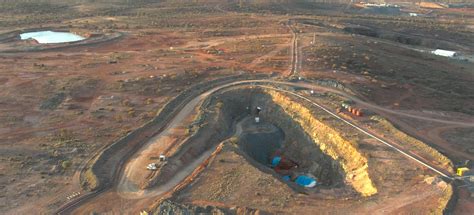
[215,88,367,193]
[265,89,377,197]
[142,94,246,189]
[244,92,345,186]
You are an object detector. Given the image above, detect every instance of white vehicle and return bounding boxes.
[255,117,260,123]
[147,163,157,170]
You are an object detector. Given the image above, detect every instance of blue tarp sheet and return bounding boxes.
[295,175,317,188]
[271,156,281,167]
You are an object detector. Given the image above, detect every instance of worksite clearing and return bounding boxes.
[0,1,473,215]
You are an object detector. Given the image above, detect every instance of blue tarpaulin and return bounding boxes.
[271,156,281,167]
[295,175,317,188]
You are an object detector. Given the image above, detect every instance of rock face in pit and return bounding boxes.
[215,88,376,195]
[266,89,377,196]
[236,113,344,186]
[213,89,335,189]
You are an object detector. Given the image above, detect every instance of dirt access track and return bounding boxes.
[1,1,473,214]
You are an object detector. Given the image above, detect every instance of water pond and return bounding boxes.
[20,31,85,44]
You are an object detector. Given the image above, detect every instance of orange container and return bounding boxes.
[352,108,357,115]
[348,106,353,112]
[355,109,361,116]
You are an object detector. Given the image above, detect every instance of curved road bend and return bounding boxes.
[117,81,454,200]
[56,80,278,214]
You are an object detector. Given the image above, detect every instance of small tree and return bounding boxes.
[61,160,72,169]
